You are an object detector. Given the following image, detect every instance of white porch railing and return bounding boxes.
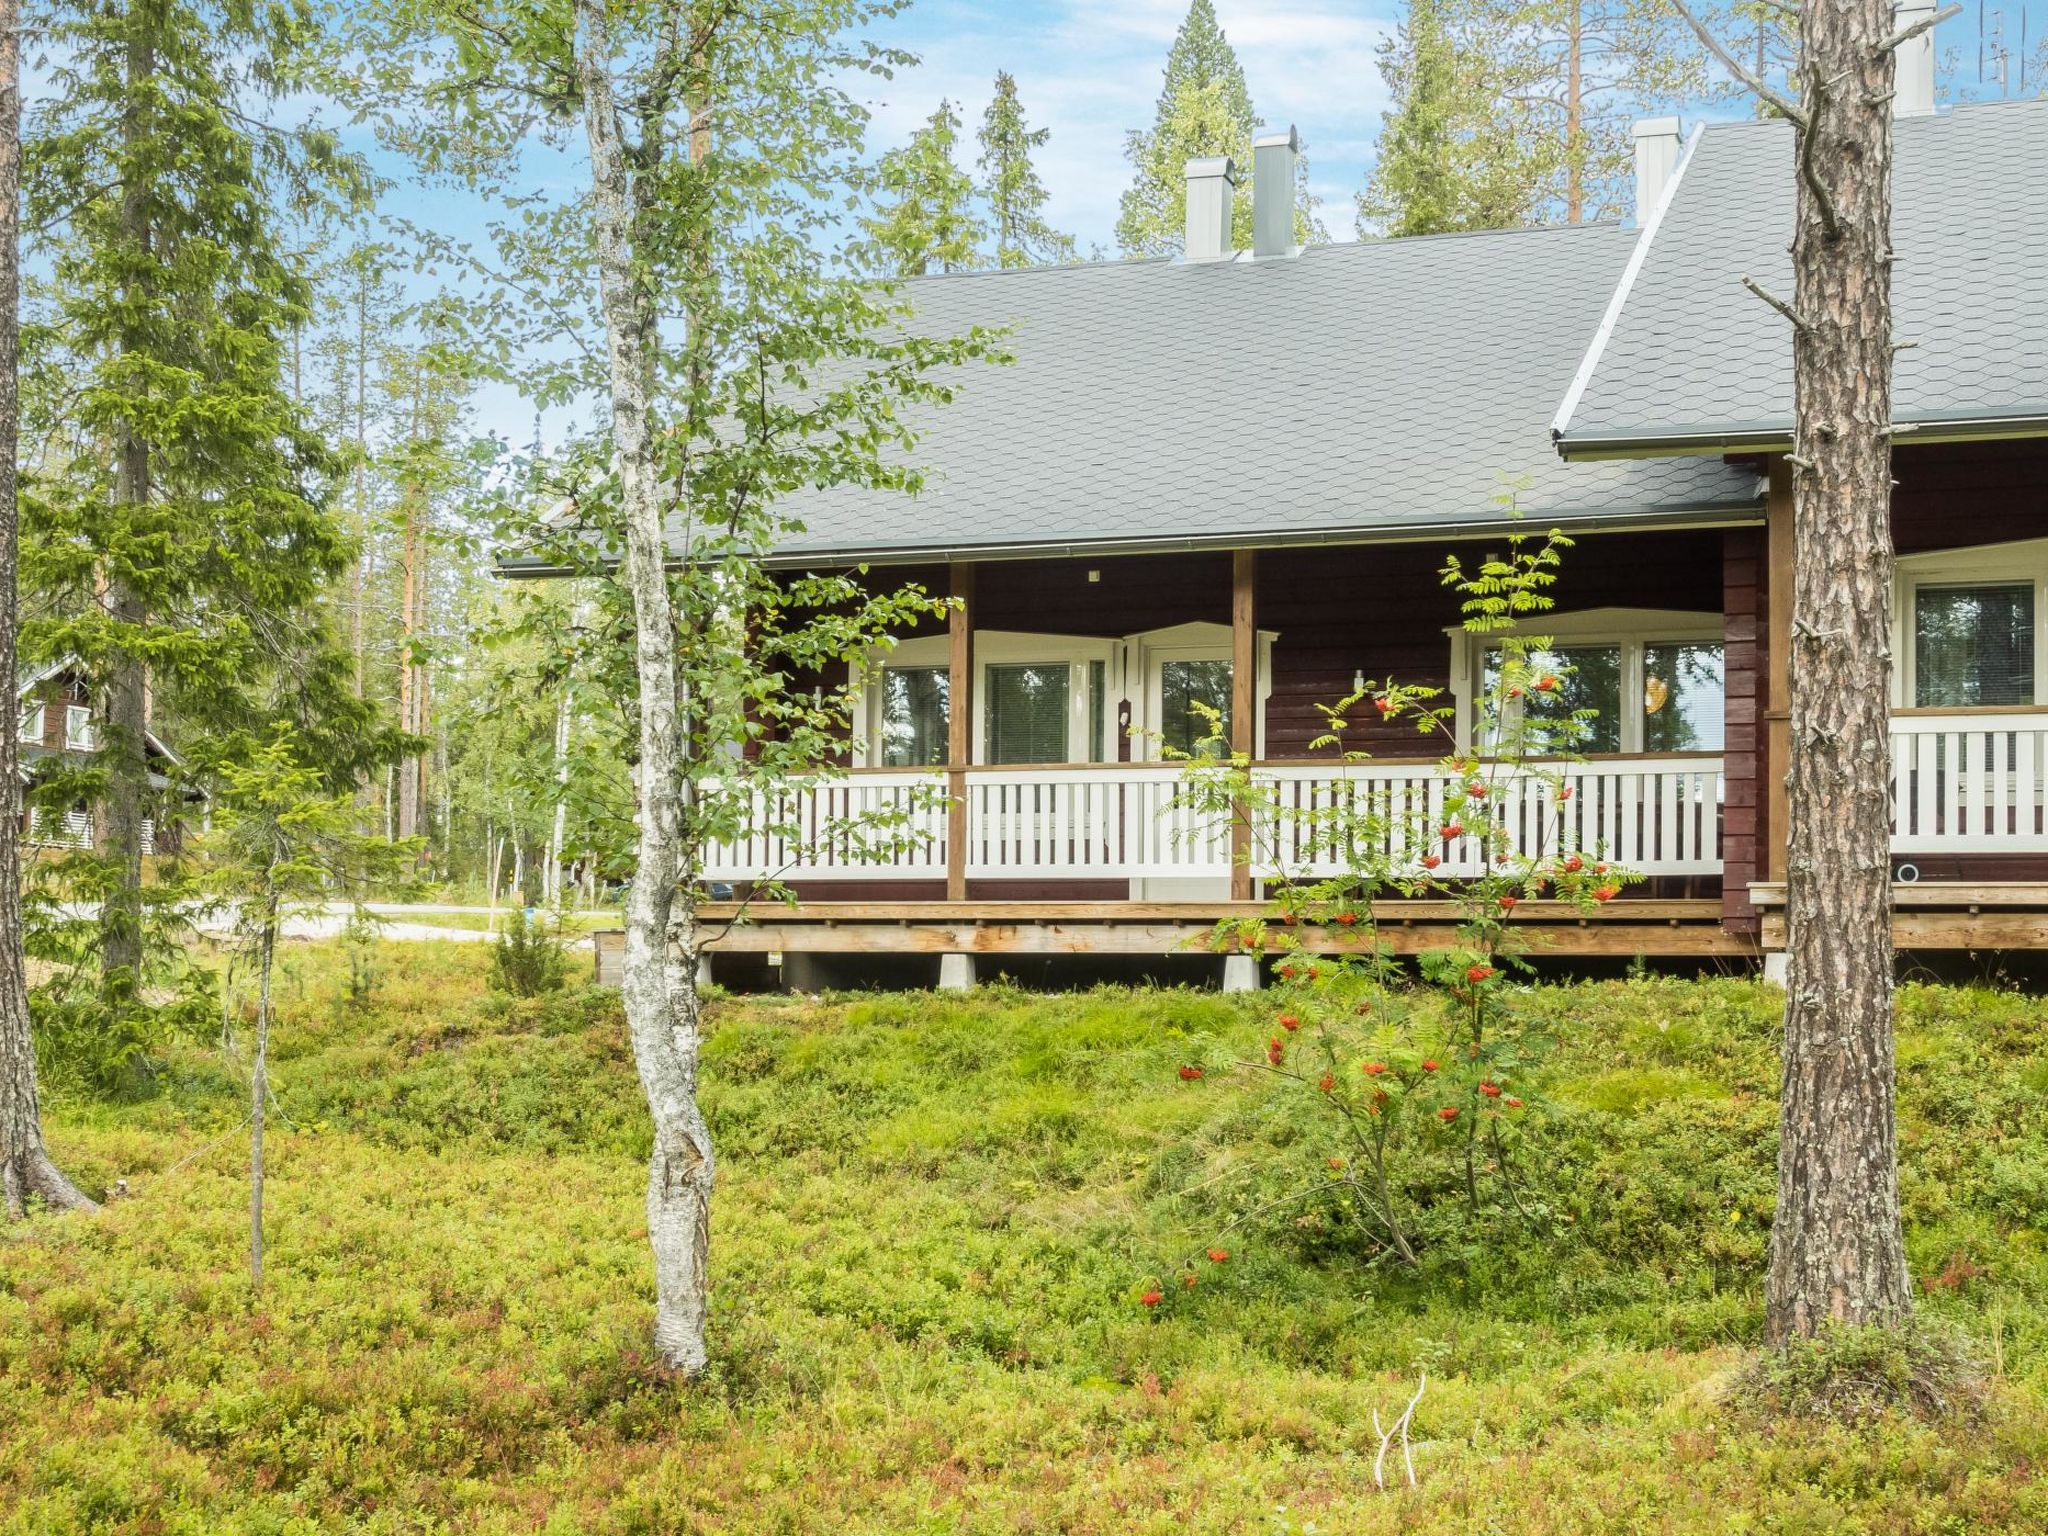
[699,755,1727,885]
[1261,757,1726,878]
[703,773,950,882]
[1890,711,2048,853]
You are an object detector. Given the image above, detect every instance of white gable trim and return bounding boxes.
[1552,120,1707,444]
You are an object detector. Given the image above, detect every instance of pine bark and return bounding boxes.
[250,896,274,1289]
[351,286,368,702]
[396,383,421,843]
[1767,0,1913,1343]
[0,0,95,1218]
[100,26,156,1004]
[576,0,714,1376]
[1565,0,1583,224]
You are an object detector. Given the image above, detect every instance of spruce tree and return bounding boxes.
[1115,0,1321,256]
[865,99,988,276]
[977,72,1075,269]
[23,0,396,1026]
[1360,0,1550,235]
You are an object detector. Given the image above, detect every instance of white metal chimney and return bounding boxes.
[1183,155,1237,262]
[1632,117,1682,225]
[1252,125,1300,258]
[1894,0,1937,115]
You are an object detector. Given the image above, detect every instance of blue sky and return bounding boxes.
[858,0,1401,252]
[365,0,2036,445]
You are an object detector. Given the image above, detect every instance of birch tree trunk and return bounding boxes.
[0,0,95,1216]
[576,0,714,1375]
[1767,0,1913,1343]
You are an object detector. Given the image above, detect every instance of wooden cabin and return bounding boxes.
[15,658,191,855]
[568,80,2048,987]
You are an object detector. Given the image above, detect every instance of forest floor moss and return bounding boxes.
[4,940,2046,1533]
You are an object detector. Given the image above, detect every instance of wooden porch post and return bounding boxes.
[1765,456,1794,885]
[947,564,973,902]
[1230,550,1256,901]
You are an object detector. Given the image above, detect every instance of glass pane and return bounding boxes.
[1161,659,1234,756]
[879,666,949,767]
[1088,660,1106,762]
[1643,643,1725,752]
[1916,584,2034,707]
[1485,645,1623,754]
[984,663,1070,763]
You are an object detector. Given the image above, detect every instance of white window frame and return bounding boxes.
[1893,538,2048,711]
[64,704,93,751]
[1445,607,1725,755]
[854,629,1118,767]
[17,702,39,744]
[1127,621,1277,762]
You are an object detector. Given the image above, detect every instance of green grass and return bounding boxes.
[4,947,2047,1532]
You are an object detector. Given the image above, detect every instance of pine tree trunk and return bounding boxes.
[396,383,421,844]
[1565,0,1583,224]
[576,0,714,1377]
[1766,0,1913,1344]
[251,894,275,1290]
[100,26,155,1006]
[351,287,368,702]
[0,2,93,1217]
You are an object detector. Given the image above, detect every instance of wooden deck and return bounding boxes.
[588,883,2048,986]
[592,898,1754,985]
[1751,882,2048,950]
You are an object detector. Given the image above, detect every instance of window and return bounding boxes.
[1914,583,2033,707]
[877,666,949,767]
[1159,658,1234,756]
[1088,660,1107,762]
[1643,642,1727,752]
[64,705,93,751]
[17,703,39,744]
[983,663,1071,763]
[1485,644,1623,754]
[1455,611,1725,756]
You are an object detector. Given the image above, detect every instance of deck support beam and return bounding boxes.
[947,564,974,903]
[1230,549,1256,902]
[938,953,977,991]
[1221,954,1261,992]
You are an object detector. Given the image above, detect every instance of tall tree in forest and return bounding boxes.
[0,0,95,1219]
[1502,0,1704,222]
[1668,0,1921,1340]
[364,0,994,1372]
[1116,0,1322,255]
[976,72,1075,269]
[1363,0,1702,229]
[23,0,388,1022]
[1360,0,1548,234]
[865,99,988,276]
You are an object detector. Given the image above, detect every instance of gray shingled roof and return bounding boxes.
[697,224,1760,568]
[1557,99,2048,457]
